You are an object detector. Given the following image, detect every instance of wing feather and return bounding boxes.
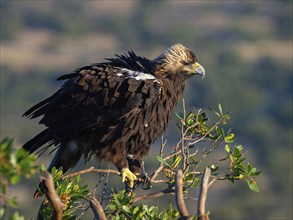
[25,65,162,143]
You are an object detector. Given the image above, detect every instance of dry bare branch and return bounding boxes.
[197,167,211,220]
[175,170,190,219]
[89,196,107,220]
[39,170,64,220]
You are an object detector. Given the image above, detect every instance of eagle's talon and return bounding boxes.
[121,168,137,188]
[141,175,152,190]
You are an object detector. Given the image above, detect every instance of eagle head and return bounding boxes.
[154,44,205,79]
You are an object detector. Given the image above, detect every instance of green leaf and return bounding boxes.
[7,197,18,208]
[224,133,235,143]
[10,175,20,185]
[191,177,201,188]
[210,164,219,172]
[218,103,223,115]
[184,173,194,182]
[235,157,246,165]
[247,163,252,173]
[249,168,256,174]
[175,112,183,120]
[0,207,5,218]
[225,144,231,154]
[187,118,194,126]
[156,156,169,167]
[108,204,116,211]
[114,194,120,206]
[236,145,243,152]
[251,171,262,176]
[1,138,13,152]
[215,126,221,136]
[11,212,25,220]
[10,153,17,167]
[122,205,132,215]
[133,206,139,215]
[172,156,181,168]
[209,107,220,117]
[138,209,147,218]
[233,147,241,157]
[246,179,260,192]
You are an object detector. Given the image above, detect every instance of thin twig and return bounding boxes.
[188,117,225,146]
[182,108,202,138]
[152,179,168,183]
[182,99,186,118]
[89,195,107,220]
[39,170,64,220]
[62,167,120,179]
[208,178,216,188]
[100,172,110,205]
[181,99,188,171]
[188,147,199,158]
[149,137,167,183]
[195,140,224,170]
[149,164,164,183]
[132,187,175,203]
[197,167,211,220]
[150,148,185,182]
[150,114,226,183]
[160,135,167,157]
[175,170,190,219]
[93,173,106,196]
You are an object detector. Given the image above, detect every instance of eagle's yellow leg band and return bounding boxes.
[121,168,137,188]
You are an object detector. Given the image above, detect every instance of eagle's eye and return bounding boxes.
[182,61,190,65]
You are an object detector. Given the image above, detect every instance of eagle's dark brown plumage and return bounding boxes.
[23,44,205,188]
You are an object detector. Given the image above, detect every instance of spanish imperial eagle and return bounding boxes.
[23,44,205,188]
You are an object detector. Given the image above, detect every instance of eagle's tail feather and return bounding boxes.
[33,140,83,198]
[23,128,53,153]
[47,140,82,173]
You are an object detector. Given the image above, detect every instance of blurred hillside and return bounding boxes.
[1,1,292,219]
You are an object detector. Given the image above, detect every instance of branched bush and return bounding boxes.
[0,104,261,219]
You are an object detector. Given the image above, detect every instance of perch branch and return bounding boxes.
[197,167,211,220]
[39,170,64,220]
[62,167,120,179]
[62,167,146,184]
[175,170,190,219]
[89,196,107,220]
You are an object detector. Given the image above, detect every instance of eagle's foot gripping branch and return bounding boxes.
[121,168,137,188]
[140,161,151,190]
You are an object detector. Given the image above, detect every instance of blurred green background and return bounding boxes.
[1,1,292,219]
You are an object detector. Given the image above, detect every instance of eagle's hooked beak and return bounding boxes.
[194,62,205,79]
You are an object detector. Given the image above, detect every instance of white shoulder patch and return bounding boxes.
[118,68,156,81]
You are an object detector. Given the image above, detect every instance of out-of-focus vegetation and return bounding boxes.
[0,138,38,220]
[0,1,292,219]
